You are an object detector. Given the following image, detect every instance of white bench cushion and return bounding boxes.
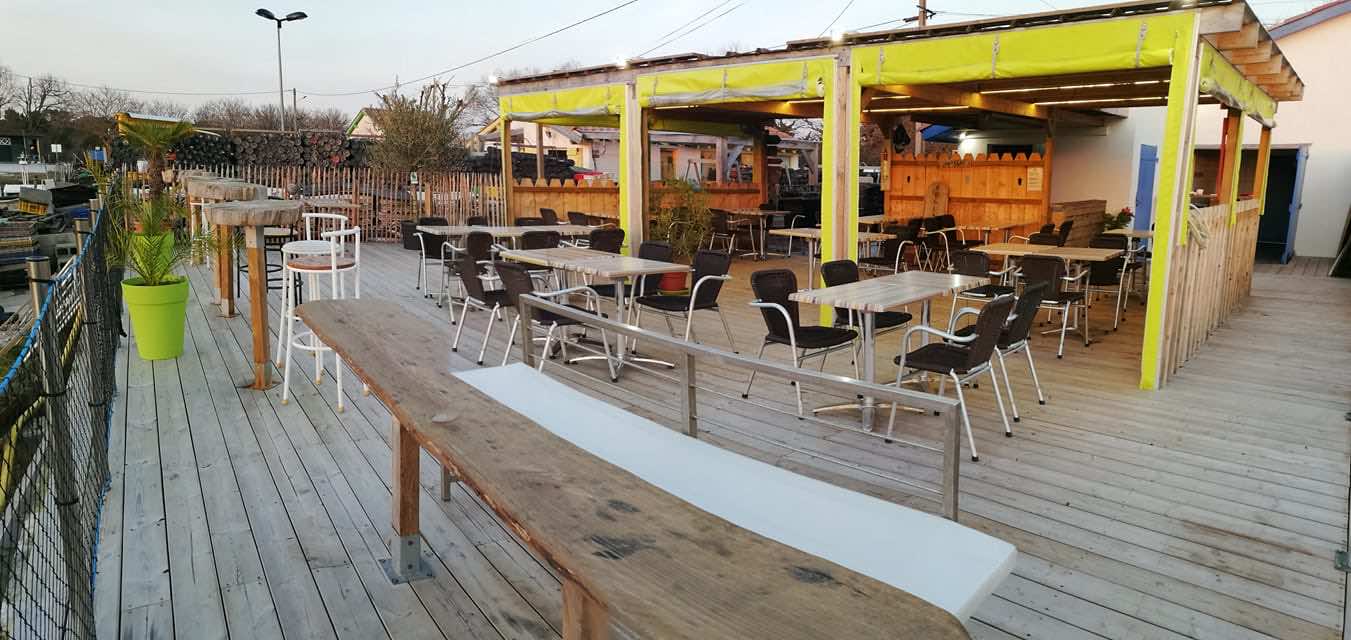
[455,363,1015,620]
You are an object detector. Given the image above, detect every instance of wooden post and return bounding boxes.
[382,416,433,583]
[637,109,652,251]
[501,118,515,222]
[715,137,727,182]
[752,130,769,205]
[1216,108,1241,205]
[216,223,236,317]
[619,83,644,254]
[1040,134,1055,222]
[244,225,272,389]
[1252,126,1273,211]
[562,578,609,640]
[536,123,546,180]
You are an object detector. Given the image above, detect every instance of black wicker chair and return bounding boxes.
[948,250,1017,323]
[1018,254,1088,357]
[441,230,496,313]
[633,250,736,349]
[414,216,450,296]
[820,260,913,337]
[586,227,625,254]
[1087,234,1137,330]
[953,282,1049,423]
[743,269,859,416]
[567,211,591,225]
[466,215,489,226]
[539,208,559,225]
[494,261,615,378]
[451,255,509,365]
[1056,220,1074,246]
[588,241,671,302]
[888,293,1015,461]
[515,217,545,227]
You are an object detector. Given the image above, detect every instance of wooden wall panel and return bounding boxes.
[884,152,1050,229]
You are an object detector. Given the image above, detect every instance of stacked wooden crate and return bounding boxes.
[1049,200,1106,246]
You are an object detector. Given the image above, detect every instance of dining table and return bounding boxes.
[202,199,304,390]
[498,247,689,375]
[727,209,790,260]
[416,224,596,246]
[768,228,894,286]
[791,270,987,428]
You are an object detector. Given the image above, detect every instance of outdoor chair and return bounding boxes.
[1039,223,1056,235]
[887,293,1015,461]
[585,227,626,254]
[515,217,546,227]
[414,216,450,297]
[567,211,591,225]
[1018,254,1089,358]
[1026,232,1061,246]
[858,232,917,276]
[280,226,362,413]
[948,251,1016,325]
[952,282,1050,423]
[466,215,489,226]
[539,208,559,225]
[633,250,736,350]
[820,260,913,339]
[1086,234,1136,330]
[767,212,807,257]
[451,254,509,365]
[588,240,671,302]
[441,230,496,318]
[743,269,859,417]
[921,216,952,271]
[937,213,981,253]
[1056,220,1075,246]
[707,210,738,254]
[494,261,616,379]
[514,229,563,288]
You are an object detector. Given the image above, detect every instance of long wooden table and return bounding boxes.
[792,271,987,426]
[972,242,1123,262]
[296,299,1008,638]
[416,224,595,244]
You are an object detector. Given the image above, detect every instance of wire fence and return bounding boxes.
[0,211,118,639]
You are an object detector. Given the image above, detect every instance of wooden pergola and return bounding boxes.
[495,0,1303,389]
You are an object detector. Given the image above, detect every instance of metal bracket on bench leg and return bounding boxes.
[440,467,458,501]
[381,534,434,584]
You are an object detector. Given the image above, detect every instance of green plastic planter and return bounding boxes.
[122,276,189,360]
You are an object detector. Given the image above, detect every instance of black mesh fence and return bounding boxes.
[0,212,118,639]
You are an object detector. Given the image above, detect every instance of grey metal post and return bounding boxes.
[27,257,95,636]
[516,298,535,368]
[275,23,286,131]
[680,353,698,438]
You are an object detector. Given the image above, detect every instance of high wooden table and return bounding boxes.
[203,200,303,390]
[727,209,790,259]
[792,271,987,427]
[296,299,1012,638]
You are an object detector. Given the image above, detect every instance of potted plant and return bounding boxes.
[648,179,713,292]
[119,193,212,360]
[120,119,194,198]
[1104,206,1133,231]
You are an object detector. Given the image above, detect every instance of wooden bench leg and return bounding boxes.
[562,578,608,640]
[381,417,434,584]
[440,466,457,502]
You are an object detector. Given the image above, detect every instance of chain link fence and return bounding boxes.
[0,212,118,639]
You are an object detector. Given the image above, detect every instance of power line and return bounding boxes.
[304,0,641,96]
[9,71,278,97]
[653,0,735,43]
[818,0,858,37]
[635,1,746,58]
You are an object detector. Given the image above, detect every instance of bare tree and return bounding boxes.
[138,98,191,120]
[193,98,254,130]
[295,107,349,131]
[72,86,138,119]
[0,65,16,111]
[369,80,474,174]
[13,74,70,130]
[463,61,583,133]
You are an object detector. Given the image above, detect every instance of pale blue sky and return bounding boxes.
[3,0,1324,115]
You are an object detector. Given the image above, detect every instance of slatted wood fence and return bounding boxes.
[509,178,762,221]
[1161,199,1261,383]
[884,152,1051,230]
[184,165,505,242]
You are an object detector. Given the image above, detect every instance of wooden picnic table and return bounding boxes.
[296,299,1010,638]
[792,271,987,426]
[768,227,894,286]
[203,199,303,390]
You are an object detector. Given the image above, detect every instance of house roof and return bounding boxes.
[345,108,388,137]
[1269,0,1351,39]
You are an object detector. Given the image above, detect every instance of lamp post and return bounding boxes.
[255,8,308,131]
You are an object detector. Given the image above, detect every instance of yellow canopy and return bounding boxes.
[638,58,835,107]
[1198,42,1277,127]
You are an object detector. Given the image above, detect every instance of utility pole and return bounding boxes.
[917,0,928,28]
[292,88,299,132]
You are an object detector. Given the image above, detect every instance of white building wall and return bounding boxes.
[1193,11,1351,258]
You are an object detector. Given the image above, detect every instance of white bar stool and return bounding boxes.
[274,212,349,367]
[280,226,361,412]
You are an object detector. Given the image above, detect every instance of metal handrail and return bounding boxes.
[515,293,966,521]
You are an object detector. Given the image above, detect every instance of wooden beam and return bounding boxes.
[640,109,651,248]
[391,417,420,536]
[1207,21,1259,50]
[877,83,1104,128]
[1198,3,1247,35]
[1216,108,1241,202]
[1252,126,1273,210]
[701,101,823,118]
[1224,41,1275,65]
[500,118,514,221]
[535,123,546,181]
[1237,54,1284,77]
[753,130,768,205]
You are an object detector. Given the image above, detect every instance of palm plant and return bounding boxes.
[124,194,214,286]
[120,120,194,197]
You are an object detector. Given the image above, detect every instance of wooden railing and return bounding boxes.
[1160,200,1261,383]
[183,165,505,242]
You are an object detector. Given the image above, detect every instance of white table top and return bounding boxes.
[770,228,894,243]
[456,363,1015,620]
[792,271,989,313]
[500,247,689,279]
[417,224,595,237]
[857,214,886,225]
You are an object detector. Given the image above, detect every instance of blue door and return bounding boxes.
[1282,146,1308,264]
[1134,144,1158,231]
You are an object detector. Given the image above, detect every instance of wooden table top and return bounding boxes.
[769,228,893,243]
[188,179,265,201]
[973,243,1123,262]
[727,209,790,217]
[500,247,689,278]
[295,299,969,640]
[301,198,362,211]
[416,224,595,237]
[202,200,303,227]
[857,214,886,225]
[1103,228,1154,239]
[792,271,989,313]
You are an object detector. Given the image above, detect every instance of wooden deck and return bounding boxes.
[94,242,1351,639]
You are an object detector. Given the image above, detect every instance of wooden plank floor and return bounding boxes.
[94,241,1351,639]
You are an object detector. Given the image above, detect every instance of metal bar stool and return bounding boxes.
[280,226,361,412]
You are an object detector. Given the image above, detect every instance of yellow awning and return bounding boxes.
[1198,42,1277,127]
[638,57,835,107]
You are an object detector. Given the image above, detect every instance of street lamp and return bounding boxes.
[256,8,308,131]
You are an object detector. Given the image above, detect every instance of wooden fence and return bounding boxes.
[884,152,1051,229]
[509,178,762,221]
[185,165,505,242]
[1160,200,1261,383]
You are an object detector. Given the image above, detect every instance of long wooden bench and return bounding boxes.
[298,299,1014,639]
